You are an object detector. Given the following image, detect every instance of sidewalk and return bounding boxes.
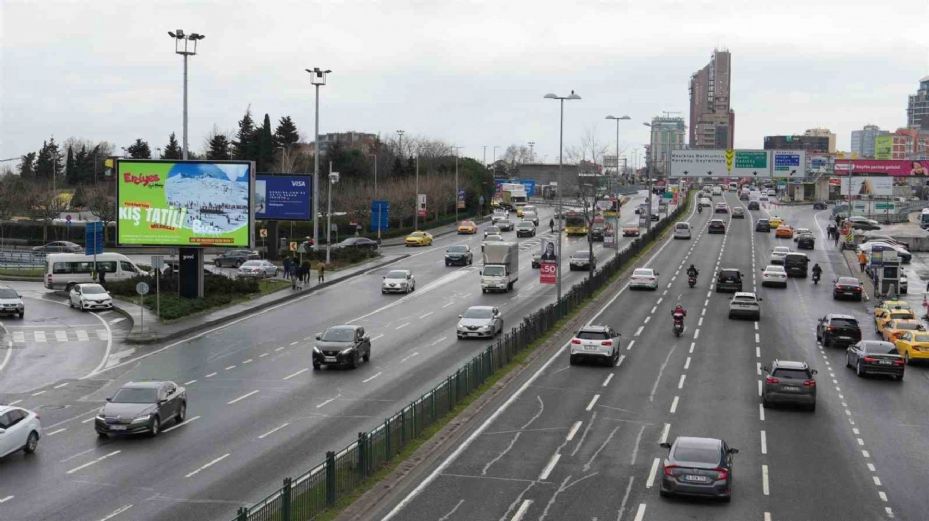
[115,253,409,344]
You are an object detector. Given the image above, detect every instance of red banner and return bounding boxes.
[540,260,557,285]
[834,159,929,176]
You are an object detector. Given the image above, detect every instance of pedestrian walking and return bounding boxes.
[283,257,293,279]
[98,269,106,285]
[858,250,867,272]
[318,263,325,284]
[301,262,310,286]
[834,230,840,248]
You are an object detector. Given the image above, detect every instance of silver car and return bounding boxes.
[382,269,415,294]
[237,260,279,278]
[0,286,25,319]
[457,306,503,339]
[69,283,113,311]
[728,292,762,320]
[497,218,515,232]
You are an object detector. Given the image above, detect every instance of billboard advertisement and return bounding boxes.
[837,176,894,197]
[835,159,929,176]
[516,178,537,197]
[772,150,806,176]
[670,149,770,177]
[875,135,893,160]
[539,239,557,284]
[255,174,311,221]
[117,160,253,247]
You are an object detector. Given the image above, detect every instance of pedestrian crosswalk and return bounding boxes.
[8,329,109,343]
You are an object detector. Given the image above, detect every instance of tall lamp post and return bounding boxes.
[642,122,662,231]
[168,29,205,160]
[606,115,630,253]
[544,90,582,302]
[306,67,331,251]
[453,146,464,223]
[326,168,340,264]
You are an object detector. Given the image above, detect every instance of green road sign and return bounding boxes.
[735,151,767,169]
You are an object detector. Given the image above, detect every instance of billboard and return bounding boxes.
[875,135,893,160]
[255,174,311,221]
[772,150,806,176]
[837,176,894,197]
[835,159,929,176]
[117,160,253,248]
[516,179,537,197]
[670,149,770,177]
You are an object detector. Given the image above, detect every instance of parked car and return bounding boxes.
[715,268,743,293]
[381,269,415,294]
[68,283,113,311]
[813,201,828,210]
[237,260,279,278]
[847,216,881,231]
[0,286,25,319]
[728,292,762,320]
[95,381,187,437]
[761,360,817,411]
[659,436,738,502]
[569,325,620,366]
[334,237,379,250]
[312,325,371,369]
[213,249,260,267]
[623,227,641,237]
[456,306,503,339]
[817,314,862,347]
[0,405,42,457]
[569,250,595,271]
[445,245,473,266]
[892,330,929,365]
[846,340,904,380]
[32,241,82,254]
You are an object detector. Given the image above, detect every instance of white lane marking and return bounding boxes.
[75,330,90,342]
[602,374,614,387]
[258,423,290,440]
[275,346,285,352]
[205,372,217,378]
[756,362,762,376]
[762,464,770,495]
[689,341,695,353]
[396,322,410,330]
[650,306,657,314]
[31,390,46,397]
[512,500,533,521]
[634,326,644,337]
[643,316,651,324]
[242,358,253,364]
[684,356,691,370]
[879,491,888,502]
[85,311,113,377]
[754,322,759,330]
[430,336,448,346]
[35,331,46,343]
[53,382,69,389]
[886,507,895,518]
[97,504,134,521]
[698,317,703,327]
[316,396,338,408]
[873,476,882,486]
[399,351,419,363]
[755,333,761,343]
[109,317,126,324]
[538,453,560,481]
[8,400,21,406]
[659,423,671,444]
[184,452,231,478]
[566,421,582,441]
[227,390,259,404]
[645,458,661,488]
[759,404,765,421]
[259,353,269,358]
[66,450,121,474]
[760,430,767,454]
[283,368,309,380]
[669,396,679,414]
[289,341,299,346]
[756,346,761,358]
[758,380,762,396]
[224,365,236,371]
[693,329,700,339]
[442,301,454,308]
[616,355,625,367]
[656,297,663,305]
[419,312,434,319]
[626,340,635,351]
[0,496,13,504]
[183,379,198,385]
[47,428,67,436]
[632,503,647,521]
[863,450,871,458]
[164,415,201,433]
[12,331,24,343]
[363,371,383,383]
[867,463,876,472]
[586,394,600,412]
[857,437,865,446]
[371,334,385,341]
[677,374,686,389]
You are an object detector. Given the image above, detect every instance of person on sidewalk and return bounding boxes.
[283,257,293,280]
[97,269,106,286]
[858,250,867,272]
[318,263,326,284]
[834,230,840,248]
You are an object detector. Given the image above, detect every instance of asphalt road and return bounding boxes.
[373,193,929,521]
[0,194,681,521]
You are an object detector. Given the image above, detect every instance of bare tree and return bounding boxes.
[25,185,68,242]
[84,184,116,241]
[502,144,531,166]
[0,174,23,247]
[566,126,610,167]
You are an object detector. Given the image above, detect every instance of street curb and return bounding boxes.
[122,254,411,345]
[0,274,43,282]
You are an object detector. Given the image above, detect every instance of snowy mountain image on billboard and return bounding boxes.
[165,162,250,235]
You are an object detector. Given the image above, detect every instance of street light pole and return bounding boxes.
[454,146,464,224]
[168,29,205,160]
[606,115,630,254]
[306,67,331,251]
[414,154,420,230]
[528,141,535,163]
[326,164,339,264]
[396,130,405,159]
[544,91,582,302]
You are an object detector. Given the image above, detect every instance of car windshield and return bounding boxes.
[633,269,652,277]
[837,278,859,286]
[831,318,859,328]
[385,271,408,279]
[0,288,19,298]
[111,387,158,404]
[675,223,689,230]
[734,296,756,302]
[772,368,809,379]
[576,330,609,340]
[574,251,590,259]
[893,321,920,330]
[483,266,505,277]
[81,285,106,294]
[758,219,769,224]
[862,342,896,355]
[241,261,262,267]
[765,266,785,272]
[321,327,356,342]
[447,246,468,252]
[463,308,494,319]
[673,444,719,464]
[914,334,929,342]
[518,223,533,228]
[890,312,914,320]
[485,236,502,241]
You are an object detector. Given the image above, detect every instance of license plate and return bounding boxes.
[109,425,127,431]
[782,386,800,392]
[839,336,852,341]
[584,345,599,351]
[324,356,337,363]
[879,360,892,365]
[683,475,709,482]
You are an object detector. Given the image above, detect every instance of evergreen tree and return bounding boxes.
[233,108,257,160]
[65,146,77,185]
[273,116,300,147]
[207,134,231,160]
[35,139,63,180]
[257,113,275,172]
[19,152,36,179]
[162,132,183,159]
[125,138,152,159]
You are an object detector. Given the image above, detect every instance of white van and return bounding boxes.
[728,182,738,191]
[711,186,723,196]
[673,222,692,240]
[45,253,147,291]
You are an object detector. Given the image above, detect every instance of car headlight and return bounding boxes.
[313,346,322,354]
[340,347,356,355]
[480,325,492,331]
[131,414,153,423]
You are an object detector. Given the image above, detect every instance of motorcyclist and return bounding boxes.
[811,263,823,282]
[672,304,687,320]
[686,265,699,279]
[698,204,703,214]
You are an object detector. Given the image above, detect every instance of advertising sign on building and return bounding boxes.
[516,179,536,197]
[835,159,929,176]
[772,150,806,176]
[116,160,253,248]
[837,176,894,197]
[670,149,771,177]
[255,174,312,221]
[875,135,893,160]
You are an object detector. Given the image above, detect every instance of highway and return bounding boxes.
[0,194,665,521]
[371,192,929,521]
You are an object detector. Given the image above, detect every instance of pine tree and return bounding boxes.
[207,134,231,160]
[274,116,300,147]
[19,152,36,179]
[35,139,62,180]
[233,108,257,160]
[65,146,77,185]
[162,132,183,159]
[125,138,152,159]
[257,113,275,172]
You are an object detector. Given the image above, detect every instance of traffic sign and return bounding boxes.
[85,221,104,256]
[136,281,150,296]
[259,228,268,238]
[151,255,165,270]
[539,260,557,285]
[370,200,390,232]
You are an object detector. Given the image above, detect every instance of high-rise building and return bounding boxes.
[850,124,889,158]
[803,128,836,153]
[689,49,734,149]
[647,115,686,176]
[907,77,929,131]
[763,135,830,153]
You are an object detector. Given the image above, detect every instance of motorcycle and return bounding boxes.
[697,205,703,214]
[688,274,697,288]
[672,313,685,337]
[812,271,821,285]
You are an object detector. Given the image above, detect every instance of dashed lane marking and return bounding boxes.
[512,500,533,521]
[205,372,217,378]
[98,504,134,521]
[586,394,600,411]
[645,458,660,488]
[659,423,671,444]
[760,430,767,454]
[258,423,290,440]
[363,372,383,383]
[163,416,200,433]
[677,374,686,389]
[634,326,644,337]
[66,450,121,475]
[627,340,635,351]
[669,396,679,414]
[759,404,765,421]
[227,390,259,405]
[566,421,582,441]
[184,453,230,478]
[283,368,309,380]
[538,453,560,481]
[602,374,614,387]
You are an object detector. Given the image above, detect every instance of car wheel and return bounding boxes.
[896,373,904,382]
[721,495,732,503]
[846,354,852,368]
[762,396,770,408]
[69,299,74,309]
[904,352,911,365]
[18,312,24,319]
[351,351,360,369]
[445,262,450,266]
[97,431,108,439]
[363,349,371,363]
[176,402,187,423]
[569,354,577,366]
[808,403,816,412]
[23,431,39,454]
[856,362,864,377]
[214,260,221,267]
[150,416,161,437]
[659,488,671,498]
[313,362,321,370]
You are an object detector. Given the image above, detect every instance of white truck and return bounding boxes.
[499,183,528,209]
[481,242,519,293]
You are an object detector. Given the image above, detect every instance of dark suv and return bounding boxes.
[762,360,817,411]
[716,268,743,293]
[313,325,371,369]
[755,218,770,232]
[816,314,862,348]
[784,253,809,278]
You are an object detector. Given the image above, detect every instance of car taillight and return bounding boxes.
[862,356,877,363]
[803,379,816,387]
[571,339,582,344]
[853,287,861,292]
[827,326,834,332]
[714,468,729,481]
[765,376,780,384]
[602,340,612,347]
[663,465,678,476]
[893,359,905,366]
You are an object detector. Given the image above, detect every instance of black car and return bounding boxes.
[832,276,863,301]
[747,201,760,211]
[796,233,815,250]
[716,268,743,293]
[784,253,809,278]
[755,218,770,232]
[817,314,862,347]
[444,245,473,266]
[660,436,738,502]
[761,360,817,411]
[708,219,726,234]
[313,325,371,369]
[846,340,904,380]
[590,225,605,242]
[214,249,260,267]
[95,381,187,437]
[335,237,379,250]
[813,201,828,210]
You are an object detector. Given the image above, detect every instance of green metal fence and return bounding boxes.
[233,193,692,521]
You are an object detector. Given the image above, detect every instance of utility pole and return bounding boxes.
[306,67,332,251]
[528,141,535,163]
[414,154,420,230]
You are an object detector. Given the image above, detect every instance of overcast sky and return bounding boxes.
[2,0,928,167]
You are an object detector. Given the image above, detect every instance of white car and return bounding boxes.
[761,265,788,288]
[237,260,279,278]
[712,186,723,196]
[0,405,42,458]
[456,306,503,339]
[698,197,713,209]
[770,247,791,265]
[630,268,659,290]
[0,286,25,319]
[673,222,692,240]
[381,269,415,294]
[482,234,505,251]
[69,283,113,311]
[793,228,811,239]
[729,292,762,320]
[569,325,620,366]
[491,210,508,224]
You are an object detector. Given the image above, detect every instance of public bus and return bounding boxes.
[564,210,588,236]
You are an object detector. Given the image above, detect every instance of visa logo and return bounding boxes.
[291,180,307,187]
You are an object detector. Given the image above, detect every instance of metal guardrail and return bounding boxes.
[231,194,692,521]
[0,248,45,269]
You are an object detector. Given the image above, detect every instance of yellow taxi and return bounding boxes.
[457,220,477,235]
[881,318,925,342]
[515,205,526,218]
[876,309,916,334]
[769,216,784,228]
[404,231,433,247]
[774,225,794,239]
[894,330,929,364]
[874,300,911,322]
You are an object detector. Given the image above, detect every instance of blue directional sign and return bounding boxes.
[85,221,104,255]
[370,200,390,232]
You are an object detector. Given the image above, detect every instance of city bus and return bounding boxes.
[564,210,588,236]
